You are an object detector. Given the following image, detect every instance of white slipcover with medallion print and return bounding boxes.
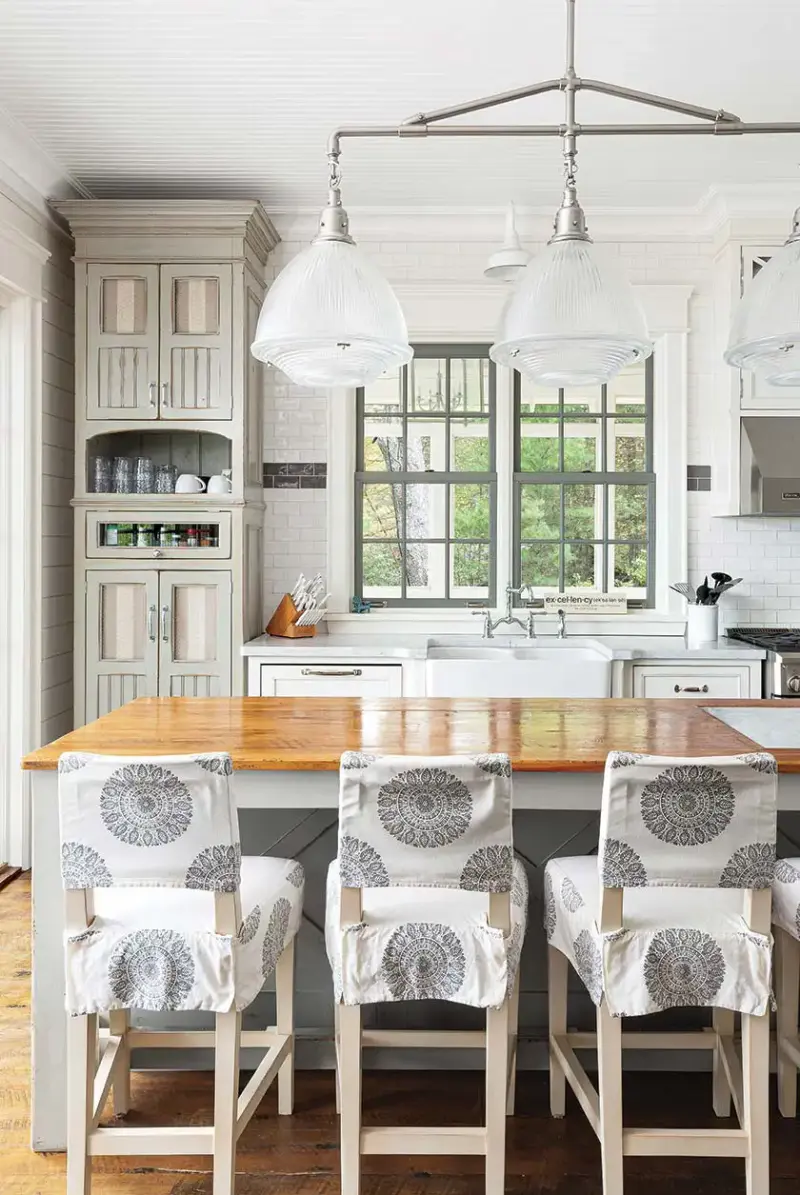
[58,752,304,1014]
[544,751,778,1018]
[325,752,528,1009]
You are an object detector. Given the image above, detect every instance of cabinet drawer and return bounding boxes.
[86,510,231,559]
[258,663,402,697]
[632,664,752,699]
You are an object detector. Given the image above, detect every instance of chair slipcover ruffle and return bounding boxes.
[544,856,772,1018]
[65,857,304,1015]
[326,856,528,1010]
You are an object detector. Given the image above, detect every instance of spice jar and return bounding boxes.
[104,523,119,547]
[186,526,199,548]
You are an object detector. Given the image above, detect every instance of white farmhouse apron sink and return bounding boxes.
[425,640,613,698]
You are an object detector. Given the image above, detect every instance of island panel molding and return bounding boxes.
[21,695,800,773]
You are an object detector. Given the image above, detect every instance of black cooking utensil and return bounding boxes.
[695,576,711,605]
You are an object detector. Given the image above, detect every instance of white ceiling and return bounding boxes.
[1,0,800,211]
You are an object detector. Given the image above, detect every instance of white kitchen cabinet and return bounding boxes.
[159,571,232,697]
[85,571,160,719]
[58,202,278,724]
[159,264,233,420]
[86,264,160,420]
[85,569,232,718]
[631,662,758,699]
[257,663,403,698]
[85,262,233,422]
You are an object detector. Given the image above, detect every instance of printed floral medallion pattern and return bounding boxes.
[61,841,113,889]
[459,845,513,893]
[184,843,242,892]
[58,753,91,773]
[473,753,511,778]
[341,751,377,770]
[640,765,735,847]
[286,862,305,888]
[381,922,467,1000]
[600,838,648,887]
[718,842,775,889]
[736,753,778,774]
[560,875,584,912]
[262,897,291,978]
[195,754,233,776]
[573,929,603,1005]
[100,763,193,848]
[776,859,800,884]
[377,767,473,849]
[238,904,262,945]
[339,835,390,887]
[643,927,726,1009]
[543,871,557,941]
[609,752,644,769]
[108,928,195,1010]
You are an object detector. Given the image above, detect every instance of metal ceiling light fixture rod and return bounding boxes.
[254,0,800,389]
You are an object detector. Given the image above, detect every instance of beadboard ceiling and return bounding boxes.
[1,0,800,211]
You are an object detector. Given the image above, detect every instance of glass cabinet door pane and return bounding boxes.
[101,277,147,334]
[172,277,220,335]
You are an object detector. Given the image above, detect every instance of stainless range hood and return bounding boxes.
[740,417,800,515]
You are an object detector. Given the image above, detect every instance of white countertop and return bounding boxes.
[706,706,800,748]
[241,632,766,662]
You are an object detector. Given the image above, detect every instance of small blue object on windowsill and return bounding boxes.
[351,596,373,614]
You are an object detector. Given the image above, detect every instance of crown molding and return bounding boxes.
[0,102,88,216]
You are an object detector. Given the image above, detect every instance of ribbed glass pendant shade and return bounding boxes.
[725,217,800,386]
[490,238,652,386]
[251,238,412,388]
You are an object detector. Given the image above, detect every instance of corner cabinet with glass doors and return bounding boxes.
[55,201,278,724]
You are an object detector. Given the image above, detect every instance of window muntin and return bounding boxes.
[514,357,655,605]
[356,346,496,606]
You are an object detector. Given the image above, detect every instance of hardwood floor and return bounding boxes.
[3,873,799,1194]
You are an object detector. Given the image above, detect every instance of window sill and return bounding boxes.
[325,610,688,637]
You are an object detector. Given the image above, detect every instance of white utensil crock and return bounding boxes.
[686,604,719,648]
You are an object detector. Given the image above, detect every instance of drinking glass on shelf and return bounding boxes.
[154,464,177,494]
[112,457,134,493]
[89,456,113,493]
[134,457,155,494]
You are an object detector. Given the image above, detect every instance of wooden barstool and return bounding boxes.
[58,751,304,1195]
[545,750,777,1195]
[773,856,800,1116]
[326,751,527,1195]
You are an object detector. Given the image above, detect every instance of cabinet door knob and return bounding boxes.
[674,683,709,694]
[152,549,163,558]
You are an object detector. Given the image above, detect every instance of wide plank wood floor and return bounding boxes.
[3,873,799,1194]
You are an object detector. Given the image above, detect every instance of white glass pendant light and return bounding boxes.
[491,175,652,387]
[251,160,412,388]
[484,203,530,281]
[725,209,800,385]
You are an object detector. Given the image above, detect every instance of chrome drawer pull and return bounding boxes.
[147,604,157,642]
[300,668,363,678]
[674,683,709,694]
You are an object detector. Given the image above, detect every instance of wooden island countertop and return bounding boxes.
[21,695,800,773]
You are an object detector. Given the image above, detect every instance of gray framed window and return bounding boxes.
[513,356,655,605]
[355,345,497,607]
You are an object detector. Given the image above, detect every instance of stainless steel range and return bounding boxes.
[727,627,800,697]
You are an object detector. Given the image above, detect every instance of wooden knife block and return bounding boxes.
[266,593,317,638]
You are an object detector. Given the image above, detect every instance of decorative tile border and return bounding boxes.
[687,465,711,492]
[263,462,327,490]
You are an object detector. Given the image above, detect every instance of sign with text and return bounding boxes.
[543,593,628,614]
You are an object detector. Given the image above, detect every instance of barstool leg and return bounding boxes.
[506,970,520,1116]
[339,1003,362,1195]
[275,937,296,1115]
[776,926,799,1118]
[334,1001,342,1114]
[548,946,568,1118]
[485,999,510,1195]
[742,1008,770,1195]
[597,999,624,1195]
[67,1012,97,1195]
[712,1007,734,1117]
[213,1009,241,1195]
[108,1009,130,1116]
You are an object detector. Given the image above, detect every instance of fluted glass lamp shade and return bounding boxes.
[725,225,800,386]
[490,238,652,386]
[251,239,412,388]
